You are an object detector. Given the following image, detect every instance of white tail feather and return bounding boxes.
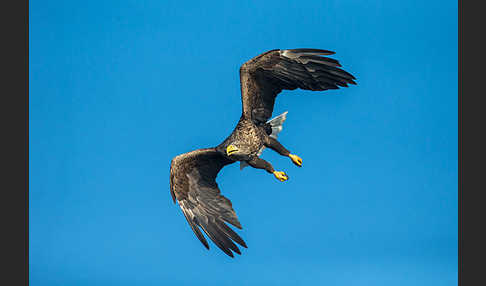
[240,111,288,170]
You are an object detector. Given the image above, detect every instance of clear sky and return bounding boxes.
[30,1,457,285]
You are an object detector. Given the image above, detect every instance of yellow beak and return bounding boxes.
[226,144,239,156]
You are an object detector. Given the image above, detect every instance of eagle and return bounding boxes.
[169,48,356,257]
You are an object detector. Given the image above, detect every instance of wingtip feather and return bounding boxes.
[288,48,335,55]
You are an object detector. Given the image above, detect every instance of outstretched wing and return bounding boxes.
[239,48,356,124]
[170,148,247,257]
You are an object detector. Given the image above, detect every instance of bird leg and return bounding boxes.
[247,157,289,182]
[264,137,303,167]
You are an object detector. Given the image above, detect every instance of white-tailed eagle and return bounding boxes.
[170,49,356,257]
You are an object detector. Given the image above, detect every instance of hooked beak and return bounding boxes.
[226,145,239,156]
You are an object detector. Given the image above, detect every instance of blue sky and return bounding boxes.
[30,1,457,285]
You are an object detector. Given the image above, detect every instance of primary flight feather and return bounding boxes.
[169,48,356,257]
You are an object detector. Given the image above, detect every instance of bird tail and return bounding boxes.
[240,111,289,170]
[267,111,288,139]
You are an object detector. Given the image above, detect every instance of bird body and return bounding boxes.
[216,116,268,162]
[169,48,356,257]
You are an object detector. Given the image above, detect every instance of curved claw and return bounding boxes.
[289,154,303,167]
[273,171,289,182]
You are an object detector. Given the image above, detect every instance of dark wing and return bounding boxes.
[239,48,356,124]
[170,148,247,257]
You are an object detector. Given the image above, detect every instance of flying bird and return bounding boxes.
[169,48,356,257]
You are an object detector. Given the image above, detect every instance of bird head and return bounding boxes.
[226,144,240,156]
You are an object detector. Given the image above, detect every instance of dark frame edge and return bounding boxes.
[459,0,486,285]
[1,0,29,285]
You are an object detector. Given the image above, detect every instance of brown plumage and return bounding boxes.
[169,48,356,257]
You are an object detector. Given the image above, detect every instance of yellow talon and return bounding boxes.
[273,171,289,182]
[289,154,303,167]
